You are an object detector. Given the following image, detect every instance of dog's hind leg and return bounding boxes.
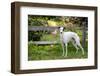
[75,45,79,54]
[73,43,79,54]
[80,44,84,55]
[77,43,84,55]
[71,40,79,54]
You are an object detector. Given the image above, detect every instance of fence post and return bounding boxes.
[82,22,86,49]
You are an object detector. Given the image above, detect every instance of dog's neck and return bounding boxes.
[60,32,63,37]
[60,31,64,43]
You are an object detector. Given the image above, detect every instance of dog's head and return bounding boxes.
[58,27,65,33]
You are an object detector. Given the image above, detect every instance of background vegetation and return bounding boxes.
[28,15,88,60]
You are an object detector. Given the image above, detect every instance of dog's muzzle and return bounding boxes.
[60,32,62,34]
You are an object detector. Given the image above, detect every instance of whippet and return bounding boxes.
[59,27,84,57]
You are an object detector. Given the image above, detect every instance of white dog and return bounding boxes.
[59,27,84,57]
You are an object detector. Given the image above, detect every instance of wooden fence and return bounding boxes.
[28,26,59,45]
[28,26,88,48]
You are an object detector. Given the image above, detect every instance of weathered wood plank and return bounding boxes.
[28,41,59,45]
[28,26,88,31]
[28,26,59,31]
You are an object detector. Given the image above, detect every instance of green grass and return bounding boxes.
[28,29,88,61]
[28,41,88,61]
[40,33,59,41]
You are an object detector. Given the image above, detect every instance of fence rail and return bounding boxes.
[28,41,59,45]
[28,26,59,31]
[28,26,88,31]
[28,26,88,48]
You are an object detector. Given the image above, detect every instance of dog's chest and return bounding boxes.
[60,32,75,43]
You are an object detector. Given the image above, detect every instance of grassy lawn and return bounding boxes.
[28,41,88,61]
[28,29,88,61]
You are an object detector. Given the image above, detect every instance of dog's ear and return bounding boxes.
[63,27,66,30]
[58,26,60,29]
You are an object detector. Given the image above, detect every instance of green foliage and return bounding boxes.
[28,41,88,60]
[28,31,43,41]
[28,15,88,27]
[40,33,59,41]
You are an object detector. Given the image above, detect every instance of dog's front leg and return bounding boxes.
[65,43,68,57]
[61,43,65,56]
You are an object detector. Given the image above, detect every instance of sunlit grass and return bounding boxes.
[28,41,88,60]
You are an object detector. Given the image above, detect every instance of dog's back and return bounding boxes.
[63,32,80,44]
